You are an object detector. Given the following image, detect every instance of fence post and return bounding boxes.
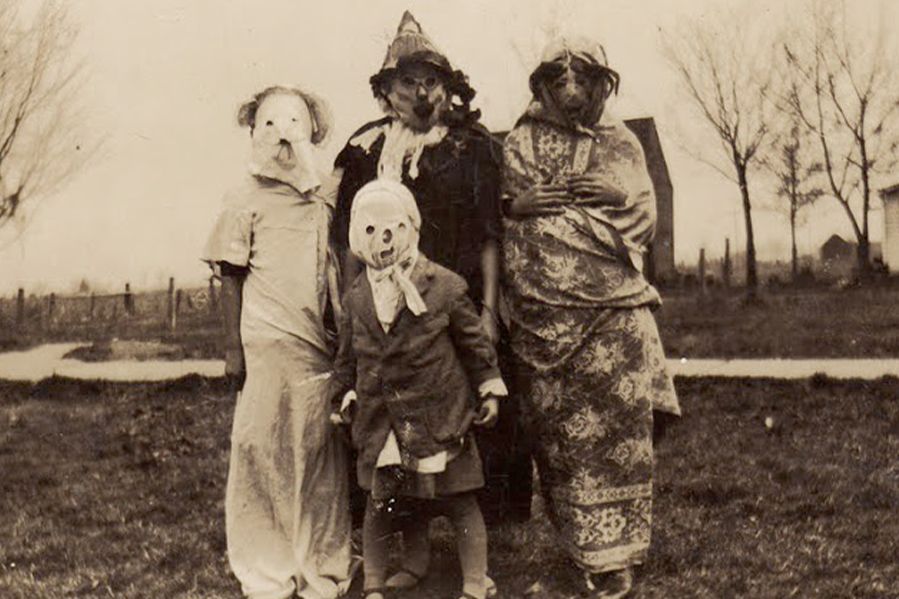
[208,276,217,314]
[47,293,56,331]
[699,248,707,297]
[124,283,134,316]
[172,289,182,332]
[16,288,25,327]
[166,277,176,330]
[723,238,732,289]
[89,292,96,321]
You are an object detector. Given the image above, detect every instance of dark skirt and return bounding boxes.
[475,334,534,525]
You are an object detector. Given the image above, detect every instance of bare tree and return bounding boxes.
[0,1,92,237]
[762,121,824,280]
[783,0,899,277]
[664,8,781,296]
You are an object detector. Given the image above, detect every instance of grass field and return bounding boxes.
[8,283,899,362]
[4,283,899,362]
[655,285,899,359]
[1,376,896,598]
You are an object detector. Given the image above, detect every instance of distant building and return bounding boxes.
[491,117,676,284]
[624,117,676,284]
[820,234,855,263]
[880,182,899,272]
[819,234,883,279]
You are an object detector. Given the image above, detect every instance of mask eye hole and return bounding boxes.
[365,225,375,235]
[291,117,298,122]
[265,120,274,126]
[397,222,406,230]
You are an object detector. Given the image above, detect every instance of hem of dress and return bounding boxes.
[565,542,649,574]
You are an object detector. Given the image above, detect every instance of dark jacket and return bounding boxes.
[332,256,501,479]
[332,118,502,302]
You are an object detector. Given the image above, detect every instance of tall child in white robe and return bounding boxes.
[202,86,352,599]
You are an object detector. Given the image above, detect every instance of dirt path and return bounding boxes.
[1,344,898,382]
[0,343,223,382]
[673,357,899,379]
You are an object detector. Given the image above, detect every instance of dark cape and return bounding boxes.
[333,117,501,302]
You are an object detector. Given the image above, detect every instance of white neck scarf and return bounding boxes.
[377,119,448,181]
[365,250,427,332]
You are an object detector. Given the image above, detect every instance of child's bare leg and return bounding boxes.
[443,492,488,599]
[362,496,392,594]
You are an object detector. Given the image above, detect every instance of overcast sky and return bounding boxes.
[0,0,895,294]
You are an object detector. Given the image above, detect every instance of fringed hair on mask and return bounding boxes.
[236,85,332,145]
[369,58,482,129]
[528,57,620,99]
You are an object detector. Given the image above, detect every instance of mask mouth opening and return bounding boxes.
[275,140,295,165]
[413,102,435,118]
[564,102,585,117]
[379,247,396,261]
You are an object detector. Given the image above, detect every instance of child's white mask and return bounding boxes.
[247,92,321,193]
[349,179,421,270]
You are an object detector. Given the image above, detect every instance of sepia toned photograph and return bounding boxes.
[0,1,897,597]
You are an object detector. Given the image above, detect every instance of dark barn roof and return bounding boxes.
[622,117,672,193]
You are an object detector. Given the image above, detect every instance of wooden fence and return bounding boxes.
[0,277,221,340]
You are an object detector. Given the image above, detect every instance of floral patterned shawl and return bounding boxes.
[502,98,661,371]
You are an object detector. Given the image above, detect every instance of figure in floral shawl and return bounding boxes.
[502,37,680,598]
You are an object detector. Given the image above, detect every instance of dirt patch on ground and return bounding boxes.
[63,339,188,362]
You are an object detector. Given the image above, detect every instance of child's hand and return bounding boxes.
[330,390,357,426]
[474,397,499,428]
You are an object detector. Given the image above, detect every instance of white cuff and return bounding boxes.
[478,378,508,398]
[340,390,357,412]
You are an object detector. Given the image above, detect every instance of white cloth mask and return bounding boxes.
[349,180,427,324]
[248,92,321,193]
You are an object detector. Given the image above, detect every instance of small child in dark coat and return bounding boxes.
[330,179,506,599]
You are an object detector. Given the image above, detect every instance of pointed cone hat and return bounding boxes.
[376,11,452,79]
[369,11,479,123]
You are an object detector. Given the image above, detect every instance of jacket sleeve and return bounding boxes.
[446,279,502,389]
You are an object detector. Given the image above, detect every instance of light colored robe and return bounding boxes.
[203,176,352,599]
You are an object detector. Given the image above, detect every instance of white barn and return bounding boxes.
[881,182,899,272]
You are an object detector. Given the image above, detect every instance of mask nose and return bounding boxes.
[382,229,393,244]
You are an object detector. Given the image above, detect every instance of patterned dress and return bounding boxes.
[502,111,679,573]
